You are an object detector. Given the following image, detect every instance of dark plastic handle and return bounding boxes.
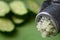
[36,3,60,33]
[52,0,60,2]
[40,0,51,12]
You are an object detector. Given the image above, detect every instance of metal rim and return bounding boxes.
[35,12,59,34]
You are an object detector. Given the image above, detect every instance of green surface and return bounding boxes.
[0,19,60,40]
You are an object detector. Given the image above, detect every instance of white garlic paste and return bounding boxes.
[37,17,57,38]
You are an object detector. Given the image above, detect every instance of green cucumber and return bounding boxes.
[0,18,15,32]
[9,1,28,16]
[12,16,24,25]
[0,1,10,16]
[26,0,40,14]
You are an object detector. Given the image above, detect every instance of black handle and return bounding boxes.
[40,0,51,12]
[36,3,60,33]
[52,0,60,2]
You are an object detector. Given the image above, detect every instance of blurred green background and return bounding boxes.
[0,0,60,40]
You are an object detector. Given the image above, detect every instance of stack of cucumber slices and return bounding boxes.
[0,0,28,32]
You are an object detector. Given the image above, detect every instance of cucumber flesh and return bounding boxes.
[0,1,10,16]
[26,0,40,14]
[0,18,15,32]
[9,1,28,16]
[12,16,24,24]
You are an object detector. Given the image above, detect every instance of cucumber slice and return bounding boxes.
[26,0,40,14]
[9,1,28,16]
[0,1,10,16]
[12,16,24,24]
[0,18,15,32]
